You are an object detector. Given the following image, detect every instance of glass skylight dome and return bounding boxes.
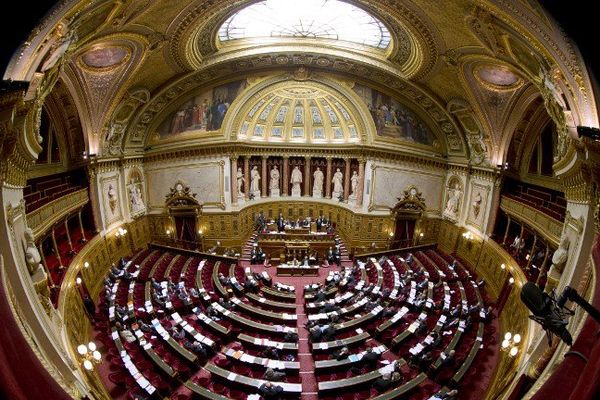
[218,0,391,49]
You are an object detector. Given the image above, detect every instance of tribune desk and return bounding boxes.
[277,263,320,276]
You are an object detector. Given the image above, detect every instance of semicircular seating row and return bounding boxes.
[93,244,496,400]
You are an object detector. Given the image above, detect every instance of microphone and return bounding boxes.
[520,282,573,346]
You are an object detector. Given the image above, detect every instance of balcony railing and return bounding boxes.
[500,195,562,246]
[26,188,89,240]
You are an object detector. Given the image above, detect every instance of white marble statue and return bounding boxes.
[236,167,245,195]
[290,166,303,197]
[313,167,324,198]
[551,235,570,274]
[270,165,280,197]
[443,183,462,220]
[24,228,45,279]
[108,184,117,214]
[332,168,344,199]
[349,170,359,200]
[129,183,145,213]
[250,166,261,197]
[472,191,482,219]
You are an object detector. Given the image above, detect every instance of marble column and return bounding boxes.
[537,245,551,285]
[325,157,333,199]
[304,156,311,196]
[64,219,73,253]
[244,156,250,200]
[261,156,268,197]
[282,156,289,196]
[78,209,87,242]
[51,228,63,269]
[526,234,537,270]
[343,159,351,200]
[357,158,366,206]
[502,216,511,245]
[230,156,238,205]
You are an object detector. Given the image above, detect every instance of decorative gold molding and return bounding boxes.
[500,195,562,246]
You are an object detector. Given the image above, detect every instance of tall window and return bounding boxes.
[218,0,391,49]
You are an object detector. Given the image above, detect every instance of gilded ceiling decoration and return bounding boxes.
[79,46,130,70]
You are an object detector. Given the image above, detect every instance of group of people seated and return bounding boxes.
[326,246,341,266]
[250,245,266,264]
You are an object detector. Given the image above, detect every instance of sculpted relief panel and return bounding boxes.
[145,160,224,209]
[369,164,444,213]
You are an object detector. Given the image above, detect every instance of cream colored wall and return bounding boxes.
[368,160,445,215]
[144,156,227,212]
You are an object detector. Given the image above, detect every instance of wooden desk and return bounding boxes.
[195,260,213,302]
[223,347,300,372]
[184,380,229,400]
[205,362,302,394]
[277,264,319,276]
[246,292,297,310]
[315,345,387,371]
[451,323,484,383]
[311,329,370,352]
[261,285,296,302]
[334,305,384,332]
[317,359,406,393]
[230,297,297,323]
[192,307,231,337]
[371,372,427,400]
[238,333,298,352]
[150,318,197,363]
[212,303,297,336]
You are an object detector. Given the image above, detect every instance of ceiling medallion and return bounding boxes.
[475,64,523,91]
[80,45,130,70]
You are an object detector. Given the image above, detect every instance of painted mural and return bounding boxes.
[352,83,437,146]
[158,80,247,138]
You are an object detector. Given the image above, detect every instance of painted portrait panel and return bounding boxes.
[158,80,247,139]
[353,83,437,146]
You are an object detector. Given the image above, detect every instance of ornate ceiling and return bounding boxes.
[3,0,597,169]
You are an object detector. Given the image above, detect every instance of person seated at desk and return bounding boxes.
[259,381,284,400]
[361,346,381,370]
[139,321,154,334]
[303,255,310,266]
[449,305,462,319]
[218,273,231,287]
[263,367,286,382]
[467,304,480,315]
[416,350,433,371]
[109,264,124,280]
[245,277,258,292]
[119,327,136,344]
[151,278,162,291]
[262,346,280,360]
[415,321,427,336]
[115,305,128,320]
[153,291,166,307]
[218,294,234,310]
[432,389,459,400]
[257,247,266,263]
[373,372,403,393]
[284,331,298,342]
[440,349,456,368]
[332,346,350,360]
[480,305,493,323]
[405,253,414,264]
[206,305,219,319]
[320,300,339,314]
[189,287,200,299]
[184,340,208,360]
[167,278,176,291]
[326,247,334,263]
[464,315,473,332]
[416,279,428,291]
[476,278,485,288]
[171,326,185,340]
[314,289,327,302]
[430,331,442,348]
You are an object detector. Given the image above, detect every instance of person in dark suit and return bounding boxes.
[259,381,284,400]
[332,346,349,360]
[316,216,322,232]
[263,367,285,381]
[373,373,392,392]
[277,213,285,232]
[440,349,455,368]
[262,346,280,360]
[82,294,96,321]
[362,347,381,369]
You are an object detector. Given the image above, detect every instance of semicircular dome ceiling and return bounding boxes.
[237,83,362,144]
[218,0,391,49]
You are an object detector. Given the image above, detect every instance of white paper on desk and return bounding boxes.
[227,372,237,381]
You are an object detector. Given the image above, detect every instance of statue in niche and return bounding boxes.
[24,228,45,278]
[108,184,118,214]
[332,168,344,199]
[349,170,359,200]
[550,235,570,275]
[290,166,303,197]
[472,191,482,219]
[270,165,280,194]
[236,167,245,195]
[443,180,462,221]
[250,166,261,197]
[313,167,324,198]
[129,182,144,213]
